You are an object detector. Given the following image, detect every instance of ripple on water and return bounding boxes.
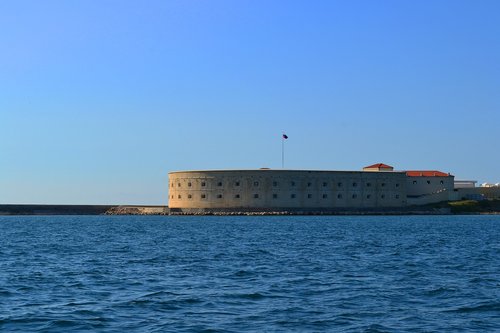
[0,215,499,332]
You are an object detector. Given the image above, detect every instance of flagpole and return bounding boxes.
[282,136,284,169]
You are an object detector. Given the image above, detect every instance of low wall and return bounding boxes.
[0,205,115,215]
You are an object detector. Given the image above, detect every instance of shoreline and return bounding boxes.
[1,201,500,216]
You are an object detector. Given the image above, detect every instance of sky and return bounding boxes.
[1,0,499,205]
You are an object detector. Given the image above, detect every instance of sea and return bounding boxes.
[0,215,499,332]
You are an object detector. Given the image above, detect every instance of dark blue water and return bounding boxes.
[0,215,499,332]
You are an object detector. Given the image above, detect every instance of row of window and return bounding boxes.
[172,181,400,188]
[172,193,400,200]
[413,180,445,185]
[172,179,447,188]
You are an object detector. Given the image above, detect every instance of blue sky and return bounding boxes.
[1,0,499,204]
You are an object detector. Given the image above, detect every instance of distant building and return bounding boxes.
[454,180,477,188]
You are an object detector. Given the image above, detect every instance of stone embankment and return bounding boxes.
[104,206,167,215]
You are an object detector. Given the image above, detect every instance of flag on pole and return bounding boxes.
[282,134,288,139]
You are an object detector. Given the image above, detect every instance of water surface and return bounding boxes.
[0,215,499,332]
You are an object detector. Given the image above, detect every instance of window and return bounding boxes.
[188,182,192,187]
[440,180,444,185]
[178,183,181,187]
[188,194,192,199]
[273,181,278,187]
[337,194,343,199]
[396,183,400,187]
[338,182,343,187]
[323,182,328,187]
[235,181,240,186]
[413,180,417,185]
[307,182,312,187]
[254,194,259,198]
[273,194,278,199]
[217,182,222,187]
[352,194,357,199]
[171,195,174,199]
[381,194,385,199]
[291,194,296,199]
[427,180,431,185]
[217,194,223,199]
[395,194,400,199]
[352,182,357,187]
[381,183,386,187]
[201,182,206,187]
[322,194,328,199]
[178,195,182,199]
[291,181,296,186]
[235,194,240,199]
[201,194,206,199]
[366,194,371,199]
[307,194,312,199]
[366,182,371,187]
[253,181,259,187]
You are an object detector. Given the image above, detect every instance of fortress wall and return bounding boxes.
[406,176,454,198]
[168,170,407,209]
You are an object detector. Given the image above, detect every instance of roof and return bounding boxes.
[405,170,451,177]
[364,163,393,169]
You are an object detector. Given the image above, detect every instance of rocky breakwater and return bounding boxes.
[105,206,168,215]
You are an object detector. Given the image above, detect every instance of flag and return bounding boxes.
[282,134,288,139]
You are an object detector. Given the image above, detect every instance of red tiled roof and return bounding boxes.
[364,163,393,169]
[406,171,450,177]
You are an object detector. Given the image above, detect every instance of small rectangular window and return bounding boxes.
[307,182,312,187]
[366,182,371,187]
[178,195,182,199]
[201,194,206,199]
[322,182,328,187]
[254,193,259,198]
[235,194,240,199]
[201,182,206,187]
[427,180,431,184]
[395,194,400,199]
[381,194,385,199]
[291,194,296,198]
[217,194,223,199]
[440,180,444,185]
[352,182,357,187]
[273,181,278,187]
[366,194,371,199]
[381,183,386,187]
[178,183,181,187]
[307,194,312,199]
[338,182,343,187]
[413,180,417,185]
[337,194,342,199]
[217,182,222,187]
[188,182,192,187]
[395,183,399,187]
[273,194,278,199]
[235,181,240,186]
[322,194,328,199]
[352,194,357,199]
[188,194,192,199]
[291,181,296,186]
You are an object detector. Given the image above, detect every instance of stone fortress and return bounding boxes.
[167,163,483,213]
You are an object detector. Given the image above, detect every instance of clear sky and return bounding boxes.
[1,0,499,205]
